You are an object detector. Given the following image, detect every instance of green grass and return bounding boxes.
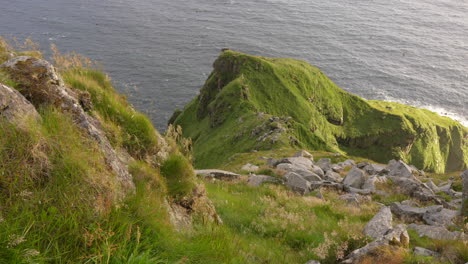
[62,68,159,158]
[160,153,196,200]
[173,51,468,172]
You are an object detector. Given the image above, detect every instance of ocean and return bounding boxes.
[1,0,467,129]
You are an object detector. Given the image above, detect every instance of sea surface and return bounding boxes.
[1,0,467,129]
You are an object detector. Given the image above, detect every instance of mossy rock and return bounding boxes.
[173,51,468,172]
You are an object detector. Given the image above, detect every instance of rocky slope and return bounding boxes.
[0,41,220,263]
[196,150,467,263]
[171,50,468,173]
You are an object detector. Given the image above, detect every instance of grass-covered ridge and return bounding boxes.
[172,50,468,172]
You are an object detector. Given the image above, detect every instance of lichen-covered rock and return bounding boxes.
[342,167,368,189]
[0,83,40,125]
[364,207,393,239]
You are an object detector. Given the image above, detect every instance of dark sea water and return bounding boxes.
[1,0,467,129]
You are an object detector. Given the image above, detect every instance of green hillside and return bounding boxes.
[172,50,468,172]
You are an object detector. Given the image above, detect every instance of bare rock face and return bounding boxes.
[364,207,393,239]
[0,82,40,125]
[1,56,134,197]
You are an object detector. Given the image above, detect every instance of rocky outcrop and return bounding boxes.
[1,56,135,197]
[168,184,222,230]
[0,82,40,125]
[343,224,409,264]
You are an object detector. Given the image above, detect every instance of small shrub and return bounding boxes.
[160,154,196,200]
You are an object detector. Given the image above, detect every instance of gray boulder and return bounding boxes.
[247,175,280,187]
[389,176,436,202]
[331,164,343,173]
[425,180,440,193]
[343,224,409,264]
[342,167,368,189]
[284,172,311,195]
[339,193,371,205]
[338,159,355,168]
[413,247,439,257]
[390,202,442,223]
[0,83,40,125]
[387,160,413,178]
[408,224,464,240]
[304,261,320,264]
[310,165,325,178]
[462,170,468,217]
[422,207,457,227]
[438,181,452,193]
[362,176,377,191]
[277,163,322,181]
[364,163,386,175]
[241,163,259,172]
[324,170,341,182]
[278,157,313,170]
[316,158,332,172]
[195,169,240,180]
[364,207,393,239]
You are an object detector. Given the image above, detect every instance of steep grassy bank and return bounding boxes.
[171,51,468,172]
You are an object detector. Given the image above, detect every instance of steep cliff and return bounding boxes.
[172,51,468,172]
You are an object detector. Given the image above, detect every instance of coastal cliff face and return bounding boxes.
[171,51,468,173]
